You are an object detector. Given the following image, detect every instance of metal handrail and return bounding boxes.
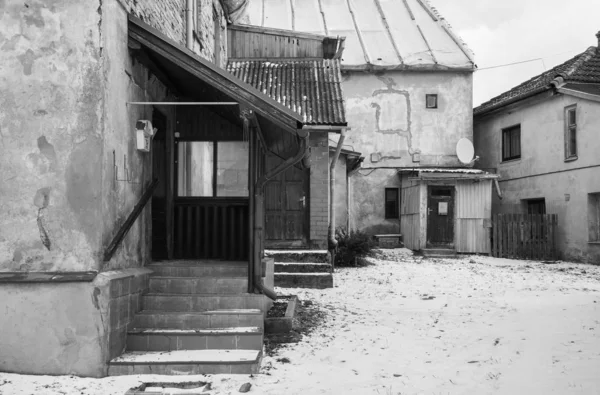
[103,178,159,262]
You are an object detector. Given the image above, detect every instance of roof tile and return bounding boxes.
[227,59,347,126]
[475,46,600,115]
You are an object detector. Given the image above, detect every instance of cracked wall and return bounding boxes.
[0,0,104,272]
[342,71,473,234]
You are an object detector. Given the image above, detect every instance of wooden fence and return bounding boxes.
[491,214,558,260]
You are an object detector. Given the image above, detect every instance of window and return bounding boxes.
[502,124,521,161]
[589,193,600,242]
[426,94,438,109]
[177,141,248,197]
[385,188,399,219]
[565,105,577,160]
[526,198,546,215]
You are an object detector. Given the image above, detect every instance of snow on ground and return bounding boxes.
[1,250,599,395]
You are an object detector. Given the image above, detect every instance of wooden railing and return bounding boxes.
[173,198,249,260]
[491,214,558,260]
[103,178,159,262]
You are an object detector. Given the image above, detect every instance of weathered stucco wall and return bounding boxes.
[344,70,473,235]
[0,279,110,377]
[0,1,104,272]
[350,168,402,235]
[333,154,348,230]
[475,93,600,263]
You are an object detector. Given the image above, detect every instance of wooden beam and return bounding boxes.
[129,45,181,96]
[0,271,97,283]
[128,15,303,134]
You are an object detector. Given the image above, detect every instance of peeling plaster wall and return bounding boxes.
[343,71,473,235]
[0,280,110,377]
[475,94,600,263]
[0,1,104,272]
[100,0,176,270]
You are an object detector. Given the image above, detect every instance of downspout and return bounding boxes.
[328,129,346,272]
[186,0,194,50]
[253,130,310,300]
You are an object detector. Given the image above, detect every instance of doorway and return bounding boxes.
[264,155,309,248]
[427,186,454,247]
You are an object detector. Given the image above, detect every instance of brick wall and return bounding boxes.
[117,0,227,66]
[104,269,152,361]
[309,133,330,249]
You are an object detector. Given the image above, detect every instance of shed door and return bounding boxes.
[427,186,454,246]
[265,155,309,248]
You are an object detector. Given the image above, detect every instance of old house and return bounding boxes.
[474,32,600,263]
[0,0,344,377]
[243,0,497,255]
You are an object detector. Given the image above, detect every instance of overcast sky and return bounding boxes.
[432,0,600,107]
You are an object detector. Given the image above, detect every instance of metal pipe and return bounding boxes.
[253,131,309,298]
[328,129,346,272]
[246,116,255,293]
[186,0,194,50]
[127,102,238,106]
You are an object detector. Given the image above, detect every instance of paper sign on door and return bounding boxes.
[438,202,448,215]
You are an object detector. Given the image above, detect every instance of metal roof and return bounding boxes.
[227,59,347,125]
[242,0,475,71]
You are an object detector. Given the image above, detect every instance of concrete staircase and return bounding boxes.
[422,248,458,259]
[265,250,333,289]
[108,261,265,375]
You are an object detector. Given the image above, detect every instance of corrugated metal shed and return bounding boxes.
[243,0,475,70]
[227,59,347,125]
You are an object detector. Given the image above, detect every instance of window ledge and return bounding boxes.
[588,241,600,245]
[564,156,578,162]
[500,158,521,165]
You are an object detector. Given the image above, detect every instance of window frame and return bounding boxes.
[425,94,438,109]
[564,105,578,161]
[589,193,600,243]
[384,188,399,219]
[175,140,249,198]
[501,124,521,162]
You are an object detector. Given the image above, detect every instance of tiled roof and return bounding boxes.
[227,59,346,125]
[474,46,600,115]
[242,0,474,70]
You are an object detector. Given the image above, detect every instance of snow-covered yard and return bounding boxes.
[2,250,599,395]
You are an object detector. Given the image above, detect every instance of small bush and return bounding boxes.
[334,227,376,267]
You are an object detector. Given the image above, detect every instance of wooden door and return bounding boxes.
[265,155,309,248]
[152,109,168,259]
[427,186,454,247]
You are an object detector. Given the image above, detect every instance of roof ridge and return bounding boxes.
[561,46,597,80]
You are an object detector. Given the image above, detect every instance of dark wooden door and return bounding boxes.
[152,109,168,259]
[427,186,454,247]
[265,155,309,248]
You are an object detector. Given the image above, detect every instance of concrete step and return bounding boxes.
[142,293,265,312]
[422,248,457,258]
[274,262,331,273]
[108,349,261,375]
[147,261,247,277]
[264,250,329,263]
[133,309,264,330]
[149,277,248,294]
[274,272,334,289]
[126,327,263,352]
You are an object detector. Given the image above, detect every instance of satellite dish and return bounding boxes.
[456,138,475,164]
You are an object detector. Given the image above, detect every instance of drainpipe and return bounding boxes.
[186,0,194,50]
[253,130,310,300]
[328,129,346,272]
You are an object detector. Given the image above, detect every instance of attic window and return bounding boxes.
[426,94,438,109]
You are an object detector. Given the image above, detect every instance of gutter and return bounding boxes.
[186,0,194,50]
[328,129,346,271]
[252,130,310,300]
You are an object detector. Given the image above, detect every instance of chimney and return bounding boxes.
[597,31,600,47]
